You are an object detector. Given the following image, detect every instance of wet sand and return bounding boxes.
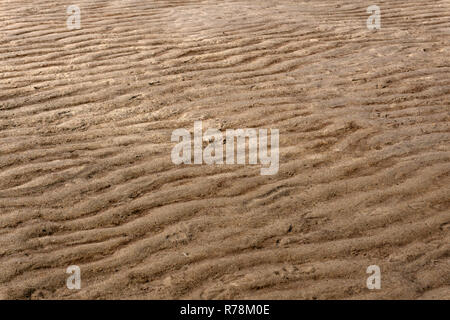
[0,0,449,299]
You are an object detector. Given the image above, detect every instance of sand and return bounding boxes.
[0,0,449,299]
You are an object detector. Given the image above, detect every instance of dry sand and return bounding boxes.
[0,0,449,299]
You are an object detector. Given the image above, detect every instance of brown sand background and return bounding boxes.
[0,0,449,299]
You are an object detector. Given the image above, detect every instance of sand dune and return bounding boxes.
[0,0,449,299]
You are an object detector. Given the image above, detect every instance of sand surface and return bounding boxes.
[0,0,449,299]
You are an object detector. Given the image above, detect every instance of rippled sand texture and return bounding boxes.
[0,0,449,299]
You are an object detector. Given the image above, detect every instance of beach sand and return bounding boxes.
[0,0,449,299]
